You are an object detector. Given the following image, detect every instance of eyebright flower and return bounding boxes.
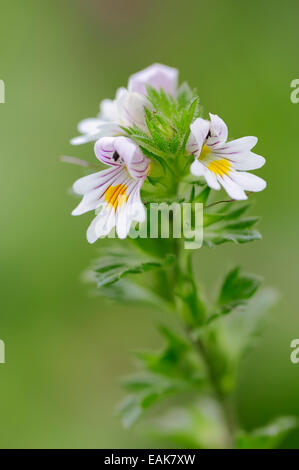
[71,63,178,145]
[187,114,266,200]
[70,88,150,145]
[128,63,178,97]
[72,136,149,243]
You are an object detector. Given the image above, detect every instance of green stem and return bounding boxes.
[187,330,236,448]
[175,238,236,448]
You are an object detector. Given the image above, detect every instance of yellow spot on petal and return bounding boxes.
[199,144,211,159]
[104,184,128,212]
[207,159,231,177]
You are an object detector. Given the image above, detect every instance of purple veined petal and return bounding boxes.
[86,172,146,243]
[208,113,228,143]
[205,137,221,148]
[114,136,150,180]
[215,136,258,154]
[94,136,121,166]
[188,118,210,157]
[186,133,200,155]
[227,151,266,171]
[94,174,135,240]
[72,167,129,215]
[128,63,178,96]
[72,167,119,195]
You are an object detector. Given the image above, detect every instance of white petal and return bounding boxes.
[86,215,101,244]
[72,165,130,216]
[77,118,103,134]
[114,136,149,180]
[188,118,210,157]
[216,136,258,154]
[209,113,228,142]
[94,205,116,238]
[94,136,120,166]
[228,151,266,171]
[72,167,119,195]
[72,186,108,215]
[230,171,266,192]
[203,167,221,190]
[190,159,206,176]
[99,98,118,121]
[191,160,220,189]
[218,175,247,200]
[186,132,199,155]
[128,63,178,96]
[116,89,149,130]
[70,134,95,146]
[116,183,145,239]
[71,122,122,146]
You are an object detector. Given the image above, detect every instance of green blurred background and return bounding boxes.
[0,0,299,448]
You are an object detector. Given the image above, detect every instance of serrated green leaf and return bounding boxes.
[91,250,174,287]
[204,229,262,247]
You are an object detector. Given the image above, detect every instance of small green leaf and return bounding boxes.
[177,82,196,108]
[237,417,298,449]
[117,395,142,428]
[225,216,260,230]
[217,267,262,314]
[180,97,199,152]
[193,185,211,204]
[97,279,173,313]
[203,213,226,227]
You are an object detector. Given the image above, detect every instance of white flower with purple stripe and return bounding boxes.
[71,63,178,146]
[72,136,149,242]
[187,114,266,200]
